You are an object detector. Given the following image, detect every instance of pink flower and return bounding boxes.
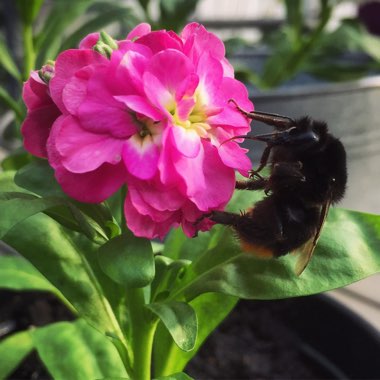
[21,70,61,158]
[22,23,254,239]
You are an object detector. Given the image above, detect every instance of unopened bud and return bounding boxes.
[38,60,55,83]
[93,31,118,58]
[99,31,118,50]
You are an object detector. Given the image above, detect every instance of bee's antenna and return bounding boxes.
[219,134,258,146]
[229,99,295,130]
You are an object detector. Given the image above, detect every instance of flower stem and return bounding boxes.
[22,23,36,80]
[126,287,157,380]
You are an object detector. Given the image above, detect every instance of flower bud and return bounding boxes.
[38,60,55,83]
[93,31,118,58]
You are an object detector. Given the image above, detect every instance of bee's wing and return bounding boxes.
[295,200,331,276]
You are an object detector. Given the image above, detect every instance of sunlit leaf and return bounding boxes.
[32,319,128,380]
[170,204,380,301]
[153,293,237,377]
[0,331,34,379]
[98,233,154,288]
[147,301,197,352]
[0,255,58,294]
[0,37,21,80]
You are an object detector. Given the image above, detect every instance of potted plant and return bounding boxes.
[1,1,380,379]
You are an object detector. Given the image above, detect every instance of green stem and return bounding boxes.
[22,23,36,80]
[126,287,157,380]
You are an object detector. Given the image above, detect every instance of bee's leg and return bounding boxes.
[250,145,272,178]
[236,177,268,190]
[208,210,243,226]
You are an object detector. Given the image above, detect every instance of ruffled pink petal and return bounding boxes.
[127,184,176,222]
[124,194,179,239]
[144,49,194,110]
[216,128,252,176]
[76,66,138,139]
[55,162,126,203]
[171,125,201,158]
[62,66,94,115]
[127,23,151,40]
[136,31,183,54]
[22,104,61,158]
[79,33,100,49]
[55,115,124,173]
[50,49,107,113]
[22,71,50,110]
[133,178,186,212]
[208,77,253,128]
[181,23,225,64]
[196,53,223,105]
[175,141,235,210]
[122,135,159,180]
[114,95,162,120]
[176,97,195,121]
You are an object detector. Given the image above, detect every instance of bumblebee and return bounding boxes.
[207,100,347,274]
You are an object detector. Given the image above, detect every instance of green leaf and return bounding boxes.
[0,171,25,193]
[0,255,58,293]
[0,330,34,379]
[32,319,128,380]
[153,293,237,377]
[98,233,154,288]
[15,160,64,197]
[1,149,32,171]
[16,0,45,25]
[0,196,64,239]
[158,0,198,31]
[170,206,380,301]
[147,301,197,352]
[155,373,193,380]
[14,160,114,242]
[0,37,21,80]
[2,213,126,339]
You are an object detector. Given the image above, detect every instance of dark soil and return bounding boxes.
[2,291,380,380]
[0,290,74,380]
[186,299,334,380]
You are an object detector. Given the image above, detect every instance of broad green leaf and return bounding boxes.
[0,255,59,294]
[3,213,126,340]
[153,293,237,377]
[0,171,24,192]
[155,373,193,380]
[15,160,64,197]
[0,196,64,239]
[32,319,128,380]
[1,149,32,171]
[147,301,197,352]
[15,160,114,242]
[0,330,34,378]
[0,37,21,80]
[159,0,198,31]
[151,256,191,302]
[170,206,380,301]
[98,233,154,288]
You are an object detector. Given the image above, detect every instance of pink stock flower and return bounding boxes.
[22,23,254,239]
